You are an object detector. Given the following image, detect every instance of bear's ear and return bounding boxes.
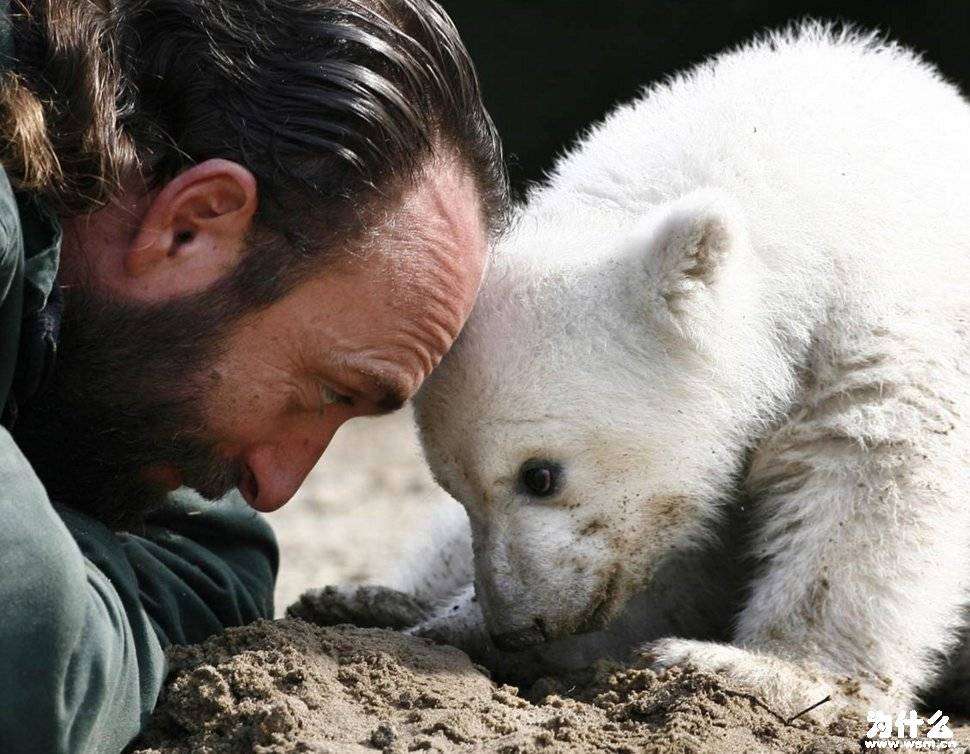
[640,188,745,317]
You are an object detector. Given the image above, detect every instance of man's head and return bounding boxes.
[2,0,506,525]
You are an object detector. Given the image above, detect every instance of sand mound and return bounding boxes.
[132,619,861,754]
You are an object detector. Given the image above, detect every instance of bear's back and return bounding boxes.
[525,23,970,296]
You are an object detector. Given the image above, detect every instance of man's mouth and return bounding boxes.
[145,456,245,504]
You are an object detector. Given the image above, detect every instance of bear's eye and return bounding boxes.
[517,460,562,498]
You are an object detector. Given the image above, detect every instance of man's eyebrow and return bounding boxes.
[354,370,409,414]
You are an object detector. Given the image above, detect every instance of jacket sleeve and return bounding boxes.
[112,488,279,647]
[0,427,278,754]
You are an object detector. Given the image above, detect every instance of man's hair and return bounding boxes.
[1,0,507,299]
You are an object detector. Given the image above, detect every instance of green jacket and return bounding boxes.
[0,24,279,754]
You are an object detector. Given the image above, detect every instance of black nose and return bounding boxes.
[490,620,548,651]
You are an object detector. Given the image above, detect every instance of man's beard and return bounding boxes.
[12,286,246,531]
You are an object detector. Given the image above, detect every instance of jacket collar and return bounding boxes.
[2,194,62,428]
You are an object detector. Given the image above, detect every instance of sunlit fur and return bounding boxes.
[412,24,970,717]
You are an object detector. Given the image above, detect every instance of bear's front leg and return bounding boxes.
[287,584,432,629]
[408,583,491,654]
[651,340,970,721]
[643,638,837,720]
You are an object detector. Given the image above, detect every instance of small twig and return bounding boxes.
[787,695,832,724]
[716,688,831,728]
[718,688,790,726]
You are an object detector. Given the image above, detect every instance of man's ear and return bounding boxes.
[125,159,257,300]
[641,188,745,318]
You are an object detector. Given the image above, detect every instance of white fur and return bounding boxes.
[410,24,970,717]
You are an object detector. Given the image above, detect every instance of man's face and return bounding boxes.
[204,180,489,511]
[13,164,488,525]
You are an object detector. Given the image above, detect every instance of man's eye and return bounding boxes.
[320,385,354,408]
[517,460,562,498]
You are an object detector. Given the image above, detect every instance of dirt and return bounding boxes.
[132,411,970,752]
[132,618,863,754]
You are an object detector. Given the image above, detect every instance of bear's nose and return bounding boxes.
[490,618,548,651]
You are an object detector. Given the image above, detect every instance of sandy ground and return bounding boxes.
[131,408,968,752]
[132,620,862,754]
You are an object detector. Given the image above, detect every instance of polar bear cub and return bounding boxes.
[413,25,970,718]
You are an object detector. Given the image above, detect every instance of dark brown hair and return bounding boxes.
[1,0,507,299]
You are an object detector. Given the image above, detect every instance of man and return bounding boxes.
[0,0,505,751]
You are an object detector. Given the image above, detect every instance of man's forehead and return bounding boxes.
[294,158,490,416]
[362,161,489,341]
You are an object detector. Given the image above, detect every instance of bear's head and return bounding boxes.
[415,188,781,651]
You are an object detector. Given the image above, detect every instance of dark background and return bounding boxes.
[443,1,970,194]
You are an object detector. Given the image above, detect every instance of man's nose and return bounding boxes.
[238,431,336,512]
